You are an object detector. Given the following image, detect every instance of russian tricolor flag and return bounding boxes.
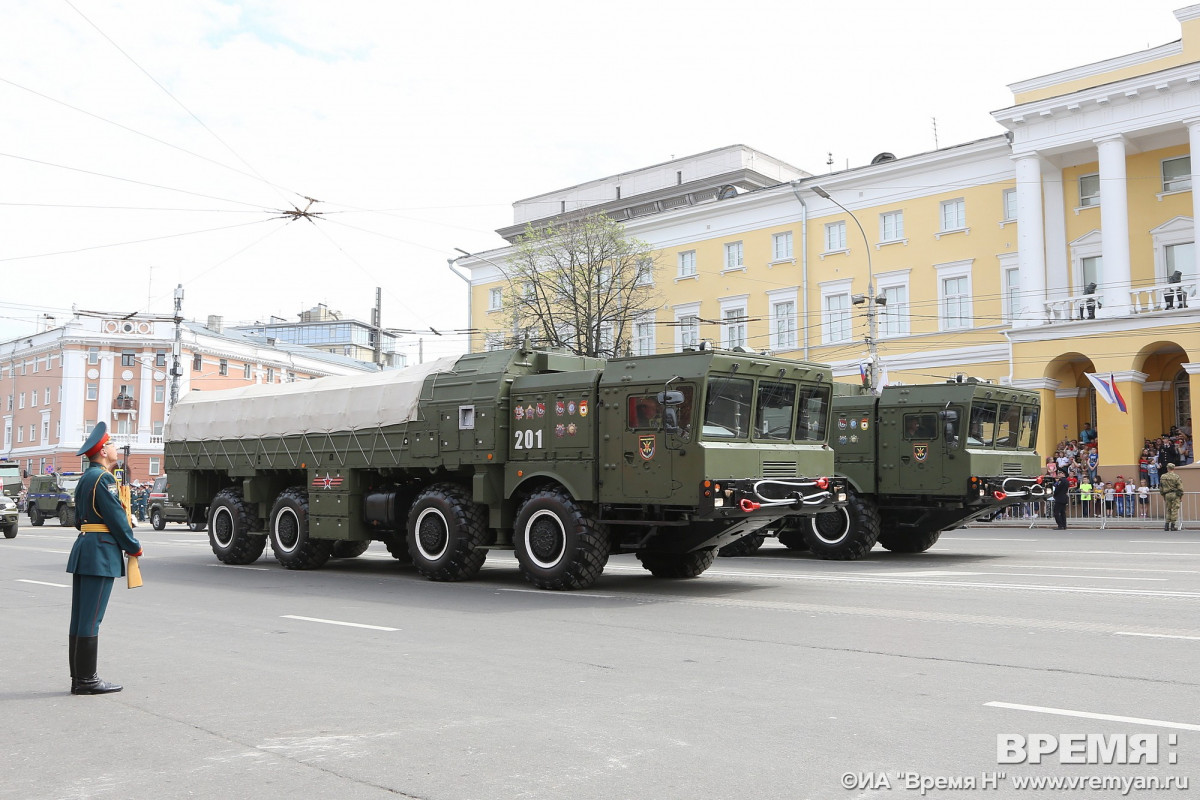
[1085,372,1128,413]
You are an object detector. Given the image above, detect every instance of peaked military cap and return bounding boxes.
[76,421,110,458]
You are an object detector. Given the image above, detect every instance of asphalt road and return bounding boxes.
[2,523,1198,800]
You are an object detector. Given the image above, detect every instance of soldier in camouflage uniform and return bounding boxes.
[1158,462,1185,531]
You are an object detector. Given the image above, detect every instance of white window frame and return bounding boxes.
[876,270,911,338]
[939,198,966,232]
[772,231,794,262]
[148,457,161,476]
[1002,188,1017,223]
[1078,173,1100,208]
[820,279,854,345]
[1150,216,1196,282]
[878,210,905,244]
[1068,229,1104,292]
[635,258,654,286]
[484,333,505,352]
[633,313,656,356]
[998,252,1021,323]
[719,294,749,349]
[935,259,974,331]
[677,250,697,279]
[766,287,799,351]
[674,302,701,351]
[488,287,503,312]
[154,385,165,403]
[723,241,744,272]
[824,221,847,254]
[1162,156,1191,194]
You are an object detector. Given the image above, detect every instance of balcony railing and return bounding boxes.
[113,395,137,410]
[1043,279,1198,324]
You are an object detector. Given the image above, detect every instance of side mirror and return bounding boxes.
[657,390,684,406]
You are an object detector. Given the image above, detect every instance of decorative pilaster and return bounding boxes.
[1013,153,1047,327]
[1095,135,1132,316]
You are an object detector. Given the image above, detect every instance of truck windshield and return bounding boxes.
[1018,406,1039,449]
[61,478,80,493]
[754,381,796,440]
[703,377,754,438]
[795,386,830,442]
[968,403,998,446]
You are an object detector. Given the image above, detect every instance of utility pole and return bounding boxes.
[169,284,184,412]
[372,286,383,369]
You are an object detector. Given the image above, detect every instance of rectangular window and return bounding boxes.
[679,315,700,350]
[485,333,505,352]
[192,353,202,371]
[86,383,98,401]
[879,285,909,338]
[121,350,136,367]
[153,420,164,436]
[1163,156,1191,192]
[88,347,99,365]
[771,300,797,350]
[32,358,38,374]
[1003,189,1018,221]
[825,221,847,252]
[1079,174,1100,207]
[155,350,166,367]
[19,393,25,409]
[42,420,49,441]
[678,250,697,278]
[5,395,11,411]
[940,199,966,231]
[724,241,744,270]
[154,385,165,403]
[879,211,904,242]
[636,259,654,286]
[148,457,161,476]
[1081,256,1102,290]
[824,294,851,343]
[634,317,655,356]
[30,391,36,407]
[488,287,503,311]
[1166,242,1195,279]
[219,359,228,376]
[941,276,971,329]
[243,363,251,379]
[44,388,50,405]
[723,308,747,349]
[772,232,794,260]
[16,427,21,443]
[266,367,275,382]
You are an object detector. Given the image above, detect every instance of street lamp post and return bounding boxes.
[811,185,883,392]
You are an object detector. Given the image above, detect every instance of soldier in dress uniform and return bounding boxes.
[67,422,142,695]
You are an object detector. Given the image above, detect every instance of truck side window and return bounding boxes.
[969,403,999,446]
[795,386,830,442]
[703,377,753,439]
[1018,406,1039,449]
[627,387,694,431]
[754,381,796,440]
[902,413,938,440]
[996,403,1020,448]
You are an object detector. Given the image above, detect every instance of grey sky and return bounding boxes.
[1,0,1188,361]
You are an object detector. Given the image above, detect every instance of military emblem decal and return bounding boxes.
[913,444,928,462]
[313,474,344,490]
[579,400,588,418]
[567,423,578,436]
[515,406,524,420]
[838,435,848,445]
[568,401,577,416]
[850,418,858,429]
[860,418,869,431]
[525,405,535,419]
[850,435,859,444]
[639,434,656,460]
[555,423,566,438]
[555,401,565,416]
[536,402,545,418]
[838,416,847,430]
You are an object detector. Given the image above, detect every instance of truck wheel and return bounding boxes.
[331,540,370,558]
[30,506,44,526]
[58,506,75,528]
[2,523,15,539]
[208,489,267,565]
[718,532,766,558]
[637,547,717,578]
[269,488,333,570]
[777,527,810,551]
[384,534,413,564]
[151,509,166,531]
[406,484,488,581]
[804,488,880,560]
[513,489,609,590]
[878,528,942,553]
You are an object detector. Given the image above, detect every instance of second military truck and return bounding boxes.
[723,379,1046,559]
[164,346,846,590]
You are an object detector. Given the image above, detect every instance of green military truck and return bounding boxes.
[722,379,1046,560]
[164,346,846,590]
[26,472,81,528]
[1,460,21,537]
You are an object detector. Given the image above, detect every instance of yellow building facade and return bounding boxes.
[461,5,1200,481]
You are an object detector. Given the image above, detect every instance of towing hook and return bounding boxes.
[739,498,761,512]
[993,490,1007,501]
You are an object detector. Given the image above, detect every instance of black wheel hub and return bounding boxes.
[418,516,447,555]
[528,518,564,563]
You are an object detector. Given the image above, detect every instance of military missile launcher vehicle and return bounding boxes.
[720,379,1046,560]
[164,345,846,590]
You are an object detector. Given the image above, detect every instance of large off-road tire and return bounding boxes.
[384,534,413,564]
[804,488,881,560]
[406,483,488,581]
[513,488,609,590]
[208,488,267,565]
[269,488,332,570]
[718,531,766,558]
[878,528,942,553]
[58,506,75,528]
[637,547,717,579]
[2,522,16,539]
[777,527,810,551]
[150,508,166,531]
[331,540,371,559]
[29,506,44,526]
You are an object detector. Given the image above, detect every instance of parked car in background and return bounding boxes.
[148,474,205,531]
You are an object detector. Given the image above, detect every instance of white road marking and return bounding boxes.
[491,586,617,599]
[1037,550,1200,556]
[16,579,68,587]
[976,572,1166,582]
[1114,631,1200,641]
[1010,565,1200,574]
[940,537,1038,542]
[205,564,269,571]
[986,701,1200,732]
[1134,540,1200,545]
[281,615,398,631]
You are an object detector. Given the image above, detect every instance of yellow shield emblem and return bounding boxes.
[913,444,928,462]
[639,434,656,461]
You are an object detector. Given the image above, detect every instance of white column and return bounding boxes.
[1186,118,1200,257]
[1096,135,1132,315]
[137,350,153,443]
[1013,153,1047,327]
[1041,158,1069,299]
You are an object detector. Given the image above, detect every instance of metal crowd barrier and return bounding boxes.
[977,490,1199,528]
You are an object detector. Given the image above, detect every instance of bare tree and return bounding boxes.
[502,214,660,358]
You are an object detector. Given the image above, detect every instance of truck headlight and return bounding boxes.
[836,492,847,502]
[713,497,724,508]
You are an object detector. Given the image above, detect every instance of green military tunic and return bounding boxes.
[1158,469,1185,529]
[67,464,141,636]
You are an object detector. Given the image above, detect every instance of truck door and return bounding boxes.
[618,386,689,501]
[897,410,945,492]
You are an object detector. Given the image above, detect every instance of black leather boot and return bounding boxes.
[69,635,78,693]
[72,636,122,695]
